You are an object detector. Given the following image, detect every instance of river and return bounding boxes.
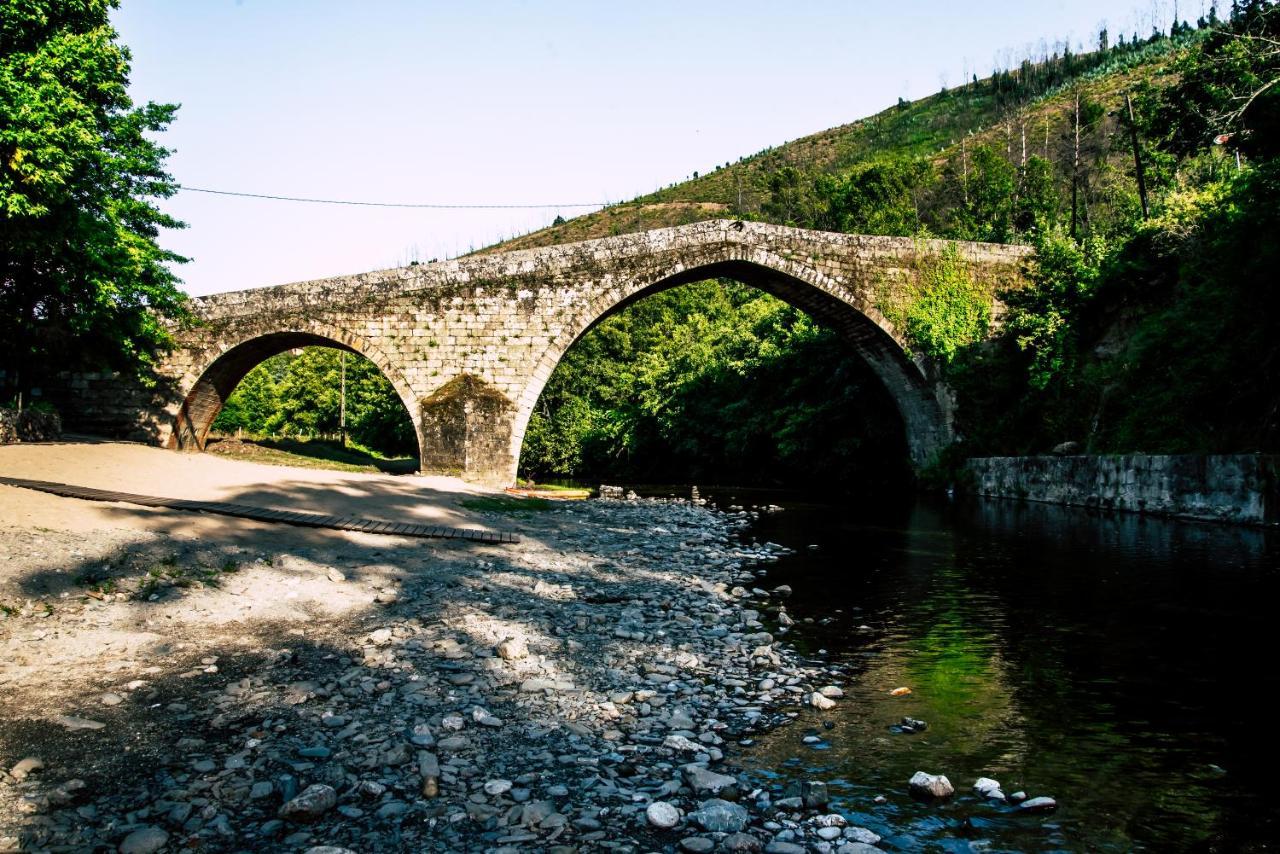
[670,488,1278,851]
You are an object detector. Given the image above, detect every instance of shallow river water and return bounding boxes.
[692,490,1278,852]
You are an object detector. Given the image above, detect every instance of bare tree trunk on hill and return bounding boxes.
[1071,91,1082,237]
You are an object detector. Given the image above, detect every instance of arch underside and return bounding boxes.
[513,259,949,471]
[170,331,420,461]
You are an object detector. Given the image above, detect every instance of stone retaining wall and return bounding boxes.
[966,454,1279,525]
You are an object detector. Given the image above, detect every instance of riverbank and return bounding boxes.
[0,445,878,852]
[966,453,1279,526]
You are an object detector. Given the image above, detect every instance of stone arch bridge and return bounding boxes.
[71,220,1030,486]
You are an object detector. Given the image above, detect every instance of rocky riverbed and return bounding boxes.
[0,495,897,853]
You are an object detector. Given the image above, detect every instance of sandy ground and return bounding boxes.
[0,440,496,534]
[0,440,512,729]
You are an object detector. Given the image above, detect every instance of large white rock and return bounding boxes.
[646,800,681,829]
[908,771,954,799]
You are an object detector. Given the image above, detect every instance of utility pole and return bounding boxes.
[1125,92,1150,219]
[339,351,347,448]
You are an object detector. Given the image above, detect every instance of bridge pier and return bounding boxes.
[417,375,518,486]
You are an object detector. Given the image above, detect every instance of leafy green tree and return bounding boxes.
[1156,5,1279,160]
[761,166,828,228]
[212,348,416,457]
[1,0,188,399]
[826,158,932,236]
[1014,155,1061,233]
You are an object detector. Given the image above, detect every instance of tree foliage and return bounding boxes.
[1,0,188,397]
[518,281,908,488]
[212,348,418,458]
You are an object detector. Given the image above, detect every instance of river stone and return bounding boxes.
[683,764,739,797]
[496,636,528,660]
[437,735,469,751]
[305,849,356,854]
[645,800,681,828]
[689,798,749,833]
[663,734,702,752]
[817,826,843,841]
[908,771,954,799]
[974,777,1005,800]
[118,826,168,854]
[764,842,805,854]
[835,845,884,854]
[680,838,714,853]
[722,832,763,852]
[1020,796,1057,812]
[279,783,337,822]
[10,757,43,780]
[845,827,882,845]
[809,692,837,710]
[818,685,844,698]
[484,779,513,796]
[53,715,104,731]
[785,780,829,809]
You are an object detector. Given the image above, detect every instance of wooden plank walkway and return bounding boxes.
[0,476,519,544]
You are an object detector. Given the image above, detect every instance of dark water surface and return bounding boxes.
[689,490,1279,852]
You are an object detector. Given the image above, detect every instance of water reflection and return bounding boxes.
[706,491,1279,852]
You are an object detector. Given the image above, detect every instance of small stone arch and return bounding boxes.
[169,323,422,463]
[508,251,949,474]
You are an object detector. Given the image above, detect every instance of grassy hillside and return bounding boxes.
[478,35,1191,254]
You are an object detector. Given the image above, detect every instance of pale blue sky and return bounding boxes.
[112,1,1192,296]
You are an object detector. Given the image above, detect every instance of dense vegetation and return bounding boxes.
[518,281,908,487]
[211,349,418,458]
[1,0,187,405]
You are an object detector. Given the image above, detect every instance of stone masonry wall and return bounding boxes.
[966,454,1279,525]
[46,220,1032,485]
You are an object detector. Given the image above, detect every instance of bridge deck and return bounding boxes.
[0,477,519,544]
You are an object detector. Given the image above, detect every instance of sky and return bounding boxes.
[111,0,1193,296]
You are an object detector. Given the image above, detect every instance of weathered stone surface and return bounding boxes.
[1020,796,1058,812]
[967,453,1278,525]
[646,800,681,829]
[683,764,740,797]
[908,771,954,800]
[278,783,338,822]
[47,221,1029,484]
[118,826,168,854]
[688,798,749,833]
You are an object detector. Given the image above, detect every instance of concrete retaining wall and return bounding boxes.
[966,454,1279,525]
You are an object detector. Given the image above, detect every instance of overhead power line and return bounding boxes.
[176,185,606,210]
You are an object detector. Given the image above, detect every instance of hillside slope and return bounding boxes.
[476,36,1189,254]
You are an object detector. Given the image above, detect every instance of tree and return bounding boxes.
[1,0,187,402]
[1157,4,1280,159]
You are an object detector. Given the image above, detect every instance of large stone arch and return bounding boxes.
[169,323,422,462]
[507,248,949,479]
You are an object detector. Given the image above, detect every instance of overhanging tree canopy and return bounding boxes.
[0,0,187,401]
